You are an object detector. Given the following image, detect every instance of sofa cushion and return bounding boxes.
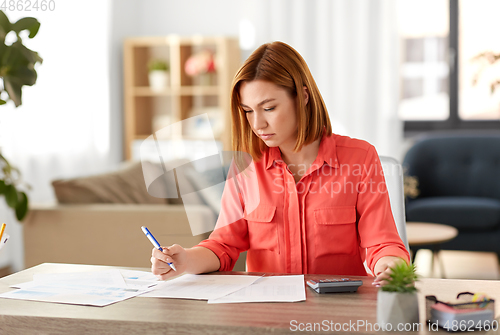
[52,161,168,205]
[406,196,500,231]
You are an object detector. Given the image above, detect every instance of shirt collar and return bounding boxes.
[265,131,339,170]
[315,131,339,169]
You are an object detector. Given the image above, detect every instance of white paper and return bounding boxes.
[120,269,159,289]
[2,269,154,307]
[0,233,9,251]
[33,269,127,288]
[0,280,151,307]
[140,274,262,300]
[208,275,306,304]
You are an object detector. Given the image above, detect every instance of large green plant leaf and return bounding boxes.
[3,78,22,106]
[15,191,28,221]
[5,184,17,208]
[12,17,40,38]
[1,41,40,106]
[0,11,12,42]
[17,42,42,65]
[0,12,42,106]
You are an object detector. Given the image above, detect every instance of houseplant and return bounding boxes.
[0,10,43,220]
[148,59,169,92]
[377,262,420,330]
[184,49,216,85]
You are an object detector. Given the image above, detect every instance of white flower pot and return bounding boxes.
[377,290,419,331]
[149,71,169,92]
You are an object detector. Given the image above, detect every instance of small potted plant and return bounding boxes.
[377,262,419,330]
[148,59,169,92]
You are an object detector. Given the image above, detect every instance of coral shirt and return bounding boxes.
[196,132,410,276]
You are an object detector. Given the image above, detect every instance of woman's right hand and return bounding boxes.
[151,244,187,280]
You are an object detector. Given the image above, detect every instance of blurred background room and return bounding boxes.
[0,0,499,279]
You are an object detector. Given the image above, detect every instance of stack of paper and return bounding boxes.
[0,269,159,307]
[141,274,306,304]
[0,270,306,306]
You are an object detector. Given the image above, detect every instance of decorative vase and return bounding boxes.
[148,71,169,92]
[377,290,419,331]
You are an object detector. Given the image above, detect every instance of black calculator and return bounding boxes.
[306,278,363,294]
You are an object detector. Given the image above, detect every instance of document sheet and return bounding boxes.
[141,274,306,303]
[0,269,158,307]
[140,274,262,300]
[208,275,306,304]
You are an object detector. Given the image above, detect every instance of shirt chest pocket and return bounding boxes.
[244,204,280,254]
[313,206,358,257]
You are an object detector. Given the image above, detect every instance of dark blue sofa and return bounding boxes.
[403,133,500,255]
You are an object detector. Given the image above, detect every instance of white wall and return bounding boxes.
[136,0,242,36]
[109,0,407,160]
[109,0,142,165]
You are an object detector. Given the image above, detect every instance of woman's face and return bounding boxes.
[240,80,300,149]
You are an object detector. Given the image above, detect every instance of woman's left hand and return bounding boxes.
[372,256,406,288]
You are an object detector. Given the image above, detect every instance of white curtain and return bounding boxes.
[0,1,112,271]
[240,0,403,158]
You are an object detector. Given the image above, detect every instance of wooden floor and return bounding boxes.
[414,249,500,280]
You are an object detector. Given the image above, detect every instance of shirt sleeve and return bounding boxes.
[356,145,410,275]
[195,161,250,271]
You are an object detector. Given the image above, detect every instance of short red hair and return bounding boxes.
[230,41,332,161]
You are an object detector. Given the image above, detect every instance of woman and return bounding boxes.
[151,41,410,287]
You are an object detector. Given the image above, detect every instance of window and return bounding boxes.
[398,0,500,134]
[459,0,500,120]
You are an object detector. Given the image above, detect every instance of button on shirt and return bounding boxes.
[196,132,410,276]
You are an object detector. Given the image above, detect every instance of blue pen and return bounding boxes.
[141,226,177,271]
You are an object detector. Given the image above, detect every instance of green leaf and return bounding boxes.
[0,11,12,42]
[0,41,42,106]
[0,180,5,194]
[15,191,28,221]
[5,184,18,208]
[3,77,22,107]
[0,98,5,105]
[10,66,37,86]
[17,42,43,65]
[12,17,40,38]
[380,262,418,293]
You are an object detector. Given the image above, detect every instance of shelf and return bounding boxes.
[133,87,173,96]
[178,86,219,95]
[123,35,240,160]
[125,35,234,47]
[132,86,220,97]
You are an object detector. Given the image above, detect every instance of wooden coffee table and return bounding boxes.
[406,222,458,278]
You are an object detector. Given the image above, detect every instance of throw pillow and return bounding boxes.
[52,161,168,204]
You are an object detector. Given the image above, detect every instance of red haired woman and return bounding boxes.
[151,41,410,287]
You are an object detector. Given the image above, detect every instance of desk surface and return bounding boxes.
[1,263,499,334]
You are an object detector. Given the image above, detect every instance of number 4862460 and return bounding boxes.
[0,0,56,12]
